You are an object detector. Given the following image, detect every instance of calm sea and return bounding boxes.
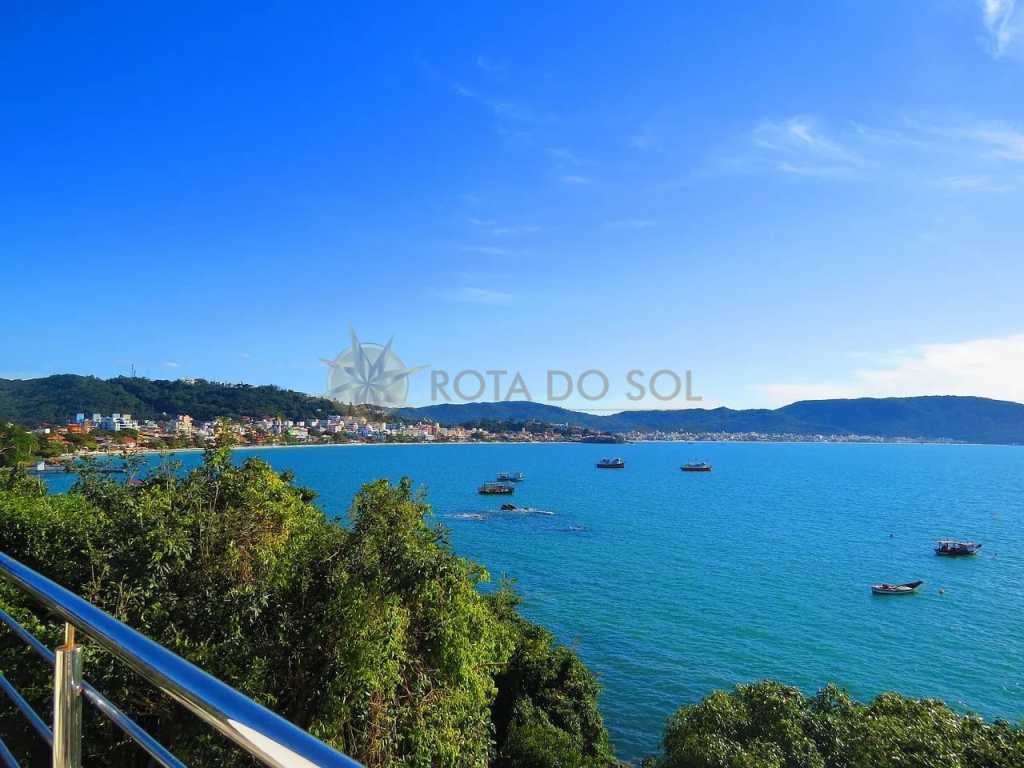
[45,442,1024,760]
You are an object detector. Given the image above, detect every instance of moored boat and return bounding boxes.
[681,462,712,472]
[934,540,982,556]
[596,458,625,469]
[871,580,923,595]
[497,472,525,482]
[478,483,514,495]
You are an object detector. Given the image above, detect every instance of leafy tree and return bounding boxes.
[0,422,37,468]
[489,584,614,768]
[659,681,1024,768]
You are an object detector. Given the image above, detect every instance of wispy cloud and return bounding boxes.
[630,126,660,151]
[981,0,1021,56]
[468,218,540,237]
[546,147,585,165]
[443,286,518,306]
[751,115,865,177]
[491,225,540,236]
[475,55,505,74]
[933,174,1009,191]
[559,174,593,185]
[967,124,1024,160]
[725,114,1024,188]
[458,245,516,256]
[604,219,656,230]
[755,333,1024,406]
[162,361,180,369]
[453,84,550,124]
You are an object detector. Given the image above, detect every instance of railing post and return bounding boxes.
[53,624,82,768]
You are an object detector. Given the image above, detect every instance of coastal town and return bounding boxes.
[14,409,948,464]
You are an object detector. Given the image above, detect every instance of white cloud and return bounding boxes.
[933,174,1009,191]
[604,219,656,229]
[968,125,1024,160]
[630,127,659,151]
[755,333,1024,406]
[730,115,1024,187]
[546,147,585,165]
[453,83,548,124]
[475,55,505,74]
[458,245,515,256]
[443,286,517,306]
[491,225,540,236]
[468,218,539,236]
[981,0,1020,56]
[754,116,863,164]
[162,361,180,369]
[559,174,593,185]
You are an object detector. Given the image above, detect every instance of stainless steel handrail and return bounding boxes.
[0,607,185,768]
[0,671,52,746]
[0,552,362,768]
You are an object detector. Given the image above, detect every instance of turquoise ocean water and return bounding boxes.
[46,442,1024,760]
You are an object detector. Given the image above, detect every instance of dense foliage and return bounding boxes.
[0,374,364,425]
[659,680,1024,768]
[0,449,614,767]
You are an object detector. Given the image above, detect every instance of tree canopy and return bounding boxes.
[659,680,1024,768]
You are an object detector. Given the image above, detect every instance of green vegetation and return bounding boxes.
[659,680,1024,768]
[0,445,614,768]
[0,422,37,469]
[0,374,367,425]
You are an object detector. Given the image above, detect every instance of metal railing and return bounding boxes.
[0,551,363,768]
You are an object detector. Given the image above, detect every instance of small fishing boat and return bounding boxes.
[596,458,625,469]
[478,483,514,495]
[681,462,712,472]
[871,580,923,595]
[497,472,525,482]
[934,540,982,556]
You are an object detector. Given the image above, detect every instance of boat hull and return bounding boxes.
[479,485,514,495]
[935,543,981,556]
[871,580,923,595]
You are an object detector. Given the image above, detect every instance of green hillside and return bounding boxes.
[0,375,346,425]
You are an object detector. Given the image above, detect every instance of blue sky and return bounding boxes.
[3,1,1024,410]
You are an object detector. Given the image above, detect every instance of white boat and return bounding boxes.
[871,580,923,595]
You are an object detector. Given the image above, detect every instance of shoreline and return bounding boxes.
[47,436,1011,462]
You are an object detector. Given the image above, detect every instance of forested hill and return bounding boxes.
[0,375,345,424]
[399,395,1024,444]
[6,375,1024,444]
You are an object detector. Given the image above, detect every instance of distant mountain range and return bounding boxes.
[3,375,1023,444]
[397,397,1024,444]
